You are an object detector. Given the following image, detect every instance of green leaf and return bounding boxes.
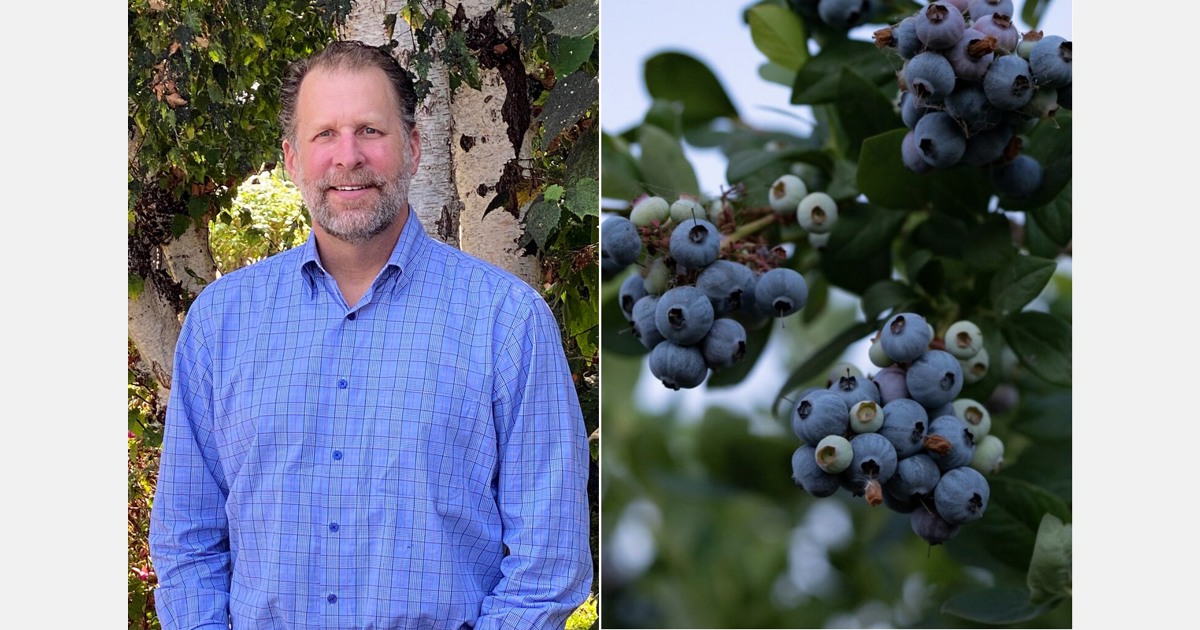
[976,475,1073,572]
[775,319,881,406]
[990,255,1057,319]
[942,587,1061,624]
[1027,513,1072,605]
[128,273,145,300]
[637,124,700,197]
[860,280,916,321]
[1002,311,1071,386]
[549,34,595,79]
[1030,181,1072,248]
[857,129,993,212]
[962,212,1017,272]
[644,52,739,128]
[170,213,192,238]
[541,0,598,37]
[523,197,561,251]
[600,132,643,201]
[544,184,566,203]
[832,69,901,161]
[563,178,599,218]
[1011,389,1072,441]
[791,38,897,105]
[1021,0,1053,29]
[538,71,597,149]
[564,126,599,184]
[819,203,906,294]
[757,61,797,88]
[801,271,828,324]
[747,4,808,71]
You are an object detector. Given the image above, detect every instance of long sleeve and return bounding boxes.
[149,309,233,630]
[476,295,593,629]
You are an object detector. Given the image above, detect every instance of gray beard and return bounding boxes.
[297,166,411,244]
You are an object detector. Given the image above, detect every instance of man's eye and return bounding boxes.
[362,127,379,135]
[316,130,332,138]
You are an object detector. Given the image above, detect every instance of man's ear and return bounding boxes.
[407,127,421,175]
[282,138,297,180]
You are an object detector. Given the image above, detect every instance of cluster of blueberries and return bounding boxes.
[790,312,1004,545]
[602,195,809,390]
[874,0,1072,199]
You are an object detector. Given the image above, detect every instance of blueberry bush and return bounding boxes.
[600,0,1070,626]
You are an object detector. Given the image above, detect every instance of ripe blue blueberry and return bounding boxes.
[655,285,716,346]
[845,432,899,506]
[945,29,996,83]
[992,154,1043,199]
[817,0,871,29]
[828,370,883,411]
[791,388,850,445]
[966,0,1013,19]
[754,267,809,318]
[700,318,748,370]
[880,312,933,364]
[619,272,647,322]
[696,260,757,315]
[872,364,910,404]
[630,295,665,350]
[910,505,961,545]
[900,90,935,130]
[906,349,963,408]
[960,124,1013,167]
[915,2,966,50]
[970,12,1018,53]
[904,51,956,103]
[601,215,642,268]
[924,415,976,471]
[913,111,967,168]
[983,54,1035,111]
[933,465,990,525]
[878,398,929,459]
[901,130,935,174]
[669,218,722,269]
[945,85,1004,135]
[648,341,708,390]
[885,453,942,504]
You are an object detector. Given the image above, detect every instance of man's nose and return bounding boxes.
[333,133,365,170]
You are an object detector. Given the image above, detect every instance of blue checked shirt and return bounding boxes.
[150,212,592,629]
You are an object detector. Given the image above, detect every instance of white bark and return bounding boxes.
[128,284,181,401]
[342,0,534,284]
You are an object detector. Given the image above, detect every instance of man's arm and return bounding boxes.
[149,311,233,630]
[477,295,593,629]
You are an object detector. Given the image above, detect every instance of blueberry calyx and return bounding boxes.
[890,315,907,335]
[798,400,812,419]
[668,307,686,330]
[939,371,957,391]
[838,375,858,392]
[688,224,709,244]
[864,479,884,507]
[924,434,952,455]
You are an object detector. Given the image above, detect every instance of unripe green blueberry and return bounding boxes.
[769,174,808,214]
[850,400,884,433]
[641,257,669,295]
[952,398,991,440]
[815,434,853,474]
[943,320,983,360]
[630,195,670,226]
[960,347,990,384]
[869,336,894,368]
[969,434,1005,474]
[669,196,707,223]
[706,198,727,224]
[808,232,831,249]
[796,192,838,234]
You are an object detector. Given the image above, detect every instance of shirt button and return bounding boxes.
[327,594,337,604]
[332,450,343,460]
[337,379,348,389]
[348,312,357,321]
[329,522,339,533]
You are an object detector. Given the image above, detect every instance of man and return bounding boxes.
[150,41,593,629]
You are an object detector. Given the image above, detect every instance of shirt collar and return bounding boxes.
[298,207,431,297]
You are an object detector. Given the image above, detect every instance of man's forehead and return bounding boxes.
[294,66,402,125]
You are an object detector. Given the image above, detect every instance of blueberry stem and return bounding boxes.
[721,214,776,247]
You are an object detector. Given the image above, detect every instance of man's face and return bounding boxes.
[283,66,421,244]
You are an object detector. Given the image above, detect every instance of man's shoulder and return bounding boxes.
[421,238,544,306]
[188,246,306,316]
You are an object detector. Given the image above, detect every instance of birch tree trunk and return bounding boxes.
[342,0,538,286]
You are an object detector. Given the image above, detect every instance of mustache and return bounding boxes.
[314,171,388,190]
